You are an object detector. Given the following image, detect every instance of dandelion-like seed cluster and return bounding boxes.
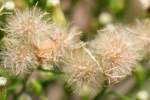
[63,48,104,96]
[0,7,148,98]
[6,9,49,40]
[0,38,38,74]
[88,25,142,83]
[1,8,81,74]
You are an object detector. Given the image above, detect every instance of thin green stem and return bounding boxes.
[94,86,107,100]
[109,90,130,100]
[94,82,108,100]
[0,86,7,100]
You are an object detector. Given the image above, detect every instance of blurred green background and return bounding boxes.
[0,0,150,100]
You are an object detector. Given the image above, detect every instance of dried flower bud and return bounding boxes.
[63,48,104,97]
[89,25,142,83]
[139,0,150,10]
[3,1,15,10]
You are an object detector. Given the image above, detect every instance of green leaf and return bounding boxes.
[109,0,125,13]
[133,64,146,88]
[46,0,66,26]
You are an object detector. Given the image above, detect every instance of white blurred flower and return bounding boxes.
[3,1,15,10]
[99,12,112,25]
[0,77,7,86]
[139,0,150,9]
[51,0,60,6]
[137,90,149,100]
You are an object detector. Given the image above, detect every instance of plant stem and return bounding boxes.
[109,91,130,100]
[93,82,108,100]
[0,86,7,100]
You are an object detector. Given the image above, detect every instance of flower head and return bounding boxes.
[89,25,142,83]
[0,37,38,74]
[1,7,83,74]
[32,24,82,67]
[6,8,49,41]
[63,48,104,97]
[0,8,48,74]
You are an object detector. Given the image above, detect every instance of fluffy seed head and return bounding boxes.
[0,8,48,74]
[89,25,142,83]
[48,24,82,49]
[129,20,150,54]
[63,48,104,97]
[1,8,83,73]
[0,38,38,74]
[33,39,60,64]
[6,8,49,41]
[32,24,82,67]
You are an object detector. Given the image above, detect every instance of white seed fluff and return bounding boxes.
[89,25,142,83]
[63,48,104,97]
